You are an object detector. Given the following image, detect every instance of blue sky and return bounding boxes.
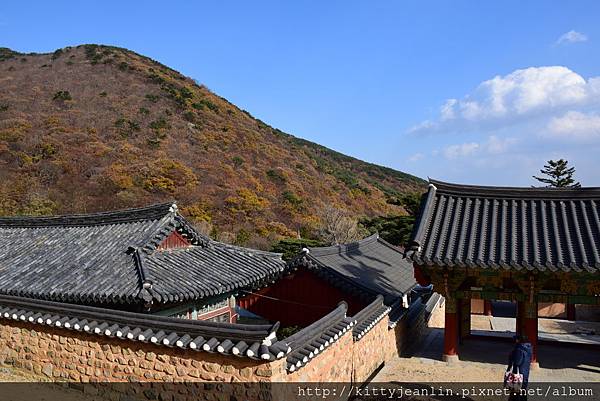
[2,1,600,186]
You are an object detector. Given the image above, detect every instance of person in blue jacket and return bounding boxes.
[505,334,533,400]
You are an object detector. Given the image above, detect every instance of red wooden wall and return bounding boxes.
[158,231,190,250]
[237,269,368,327]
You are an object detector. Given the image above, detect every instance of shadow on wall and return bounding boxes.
[394,294,445,358]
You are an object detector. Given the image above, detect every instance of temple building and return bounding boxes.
[0,202,430,382]
[408,179,600,365]
[0,203,285,322]
[239,234,417,329]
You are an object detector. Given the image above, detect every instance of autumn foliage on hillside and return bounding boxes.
[0,45,424,248]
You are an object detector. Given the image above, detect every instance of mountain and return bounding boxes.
[0,45,424,247]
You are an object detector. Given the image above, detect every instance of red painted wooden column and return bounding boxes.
[524,301,539,367]
[484,300,493,316]
[524,317,538,364]
[443,298,459,363]
[566,304,576,321]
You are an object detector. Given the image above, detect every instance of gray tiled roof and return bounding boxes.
[409,179,600,272]
[144,242,286,303]
[284,301,355,372]
[304,234,417,304]
[351,295,390,340]
[0,203,285,306]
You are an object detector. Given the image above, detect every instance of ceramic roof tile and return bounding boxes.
[305,234,417,304]
[409,179,600,272]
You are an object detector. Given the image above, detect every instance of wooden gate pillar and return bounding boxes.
[566,303,576,321]
[443,297,459,363]
[523,301,539,368]
[484,300,493,316]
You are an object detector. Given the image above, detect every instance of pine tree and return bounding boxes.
[533,159,581,188]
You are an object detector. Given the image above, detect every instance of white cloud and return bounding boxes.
[407,152,424,162]
[486,135,518,154]
[410,66,600,135]
[556,30,588,45]
[443,142,479,159]
[441,136,518,160]
[405,65,600,186]
[546,111,600,141]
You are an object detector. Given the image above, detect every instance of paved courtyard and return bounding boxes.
[375,318,600,383]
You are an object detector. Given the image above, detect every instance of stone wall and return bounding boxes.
[352,315,395,383]
[428,296,446,328]
[392,294,445,356]
[0,317,389,385]
[0,321,271,383]
[277,330,354,382]
[0,298,443,391]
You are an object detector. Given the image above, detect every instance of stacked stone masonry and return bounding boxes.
[0,296,443,399]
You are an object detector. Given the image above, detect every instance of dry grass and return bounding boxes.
[0,45,424,248]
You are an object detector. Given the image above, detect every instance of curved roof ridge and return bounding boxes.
[307,233,380,256]
[430,178,600,199]
[282,301,348,347]
[0,202,177,228]
[409,179,600,272]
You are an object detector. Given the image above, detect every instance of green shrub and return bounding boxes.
[51,49,63,60]
[183,110,196,122]
[0,104,8,112]
[21,197,57,216]
[84,44,103,64]
[114,118,140,138]
[149,117,169,130]
[234,229,251,246]
[179,86,193,99]
[359,215,416,247]
[99,91,107,97]
[52,91,72,101]
[192,99,218,112]
[232,156,244,169]
[139,107,150,115]
[270,238,326,261]
[34,143,57,160]
[145,94,159,103]
[147,137,162,148]
[266,169,286,184]
[282,190,303,209]
[0,48,18,62]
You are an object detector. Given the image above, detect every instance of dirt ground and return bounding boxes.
[375,325,600,383]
